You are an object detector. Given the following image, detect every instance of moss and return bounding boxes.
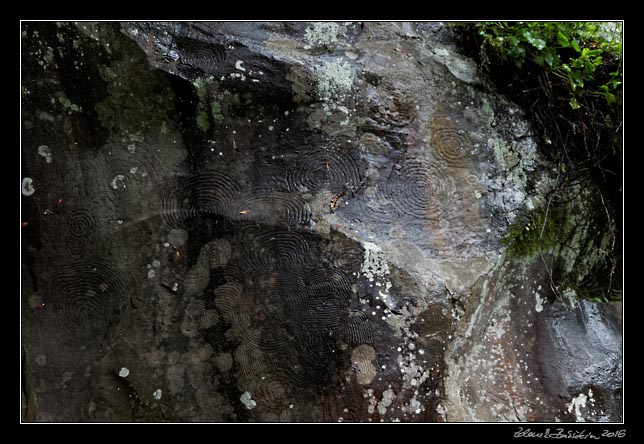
[196,110,210,133]
[192,76,224,133]
[504,181,620,303]
[193,77,209,101]
[210,101,223,123]
[502,206,567,258]
[93,28,175,137]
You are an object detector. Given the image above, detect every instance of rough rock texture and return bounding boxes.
[21,21,622,422]
[444,259,622,422]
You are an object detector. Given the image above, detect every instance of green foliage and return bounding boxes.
[502,207,566,258]
[473,22,622,108]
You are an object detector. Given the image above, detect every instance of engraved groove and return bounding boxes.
[49,258,132,334]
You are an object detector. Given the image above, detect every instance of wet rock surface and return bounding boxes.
[21,21,622,422]
[444,259,622,422]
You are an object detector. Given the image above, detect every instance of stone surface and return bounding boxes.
[21,21,621,422]
[444,259,622,422]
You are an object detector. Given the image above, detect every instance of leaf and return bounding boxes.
[533,54,544,66]
[507,35,520,47]
[571,39,581,52]
[557,31,570,47]
[543,50,555,68]
[561,163,566,173]
[530,37,547,50]
[582,48,602,58]
[509,45,526,67]
[569,97,580,109]
[584,60,599,75]
[520,29,546,50]
[519,28,532,42]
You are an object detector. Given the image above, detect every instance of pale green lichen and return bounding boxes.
[43,46,55,65]
[193,77,210,132]
[480,98,496,128]
[314,60,355,110]
[490,136,536,194]
[196,111,210,132]
[210,101,224,123]
[304,22,342,47]
[192,76,229,132]
[22,177,35,196]
[55,91,81,112]
[562,288,579,308]
[193,76,212,101]
[240,391,256,410]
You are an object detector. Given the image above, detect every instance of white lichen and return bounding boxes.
[110,174,126,190]
[566,392,588,422]
[535,293,544,313]
[38,145,52,163]
[562,288,579,309]
[22,177,35,196]
[377,388,396,416]
[54,91,81,112]
[153,389,162,400]
[304,22,341,47]
[119,367,130,378]
[314,60,355,110]
[360,242,388,279]
[488,130,540,217]
[361,242,394,309]
[240,391,257,409]
[235,60,246,72]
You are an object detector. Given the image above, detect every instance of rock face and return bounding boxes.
[21,21,622,422]
[444,260,622,422]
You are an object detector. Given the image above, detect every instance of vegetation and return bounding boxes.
[501,207,566,258]
[471,22,622,109]
[455,22,622,304]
